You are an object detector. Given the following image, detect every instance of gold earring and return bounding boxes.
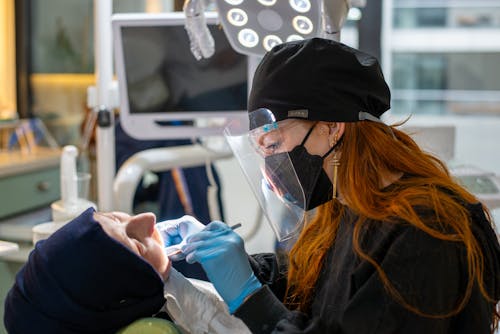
[330,155,340,199]
[329,133,338,148]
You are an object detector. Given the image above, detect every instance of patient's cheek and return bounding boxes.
[154,245,171,280]
[152,227,163,246]
[153,230,171,279]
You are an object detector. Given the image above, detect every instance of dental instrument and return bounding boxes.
[165,223,242,258]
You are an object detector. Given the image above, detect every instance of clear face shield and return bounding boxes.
[224,108,306,242]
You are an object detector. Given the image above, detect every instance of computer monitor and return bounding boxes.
[112,12,249,140]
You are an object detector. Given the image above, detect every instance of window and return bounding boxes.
[392,52,500,115]
[394,7,447,28]
[393,2,500,28]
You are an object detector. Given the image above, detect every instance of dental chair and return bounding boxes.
[117,318,181,334]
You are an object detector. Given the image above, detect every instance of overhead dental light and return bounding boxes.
[214,0,321,56]
[182,0,350,58]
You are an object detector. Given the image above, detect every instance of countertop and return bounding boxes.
[0,148,60,177]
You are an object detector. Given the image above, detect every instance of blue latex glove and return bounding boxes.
[182,221,262,313]
[156,215,205,261]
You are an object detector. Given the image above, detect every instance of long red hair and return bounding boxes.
[285,121,499,331]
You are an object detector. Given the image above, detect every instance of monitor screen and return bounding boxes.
[113,12,249,139]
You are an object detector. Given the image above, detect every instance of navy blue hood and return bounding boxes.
[4,208,165,333]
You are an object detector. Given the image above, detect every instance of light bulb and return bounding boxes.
[289,0,311,13]
[348,7,362,21]
[286,34,304,42]
[227,8,248,26]
[257,0,277,6]
[224,0,244,5]
[238,28,259,48]
[263,35,283,51]
[292,16,313,35]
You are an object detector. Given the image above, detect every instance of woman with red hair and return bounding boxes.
[165,38,500,333]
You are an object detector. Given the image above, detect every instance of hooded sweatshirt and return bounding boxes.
[4,208,166,334]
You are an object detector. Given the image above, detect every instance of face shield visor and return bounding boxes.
[224,108,306,242]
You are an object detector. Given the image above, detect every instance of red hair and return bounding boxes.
[285,121,499,332]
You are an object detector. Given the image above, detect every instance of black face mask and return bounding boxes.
[265,124,336,211]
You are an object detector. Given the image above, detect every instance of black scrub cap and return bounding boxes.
[248,38,391,128]
[4,207,165,334]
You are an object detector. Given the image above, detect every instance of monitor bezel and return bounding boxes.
[112,11,249,140]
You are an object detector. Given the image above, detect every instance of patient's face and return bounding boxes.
[94,211,171,279]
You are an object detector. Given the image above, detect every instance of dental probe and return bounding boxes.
[166,223,242,258]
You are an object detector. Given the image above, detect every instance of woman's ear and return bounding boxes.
[328,122,345,147]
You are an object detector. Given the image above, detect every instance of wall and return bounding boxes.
[401,114,500,175]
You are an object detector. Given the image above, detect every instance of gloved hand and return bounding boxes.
[182,222,262,313]
[156,215,205,261]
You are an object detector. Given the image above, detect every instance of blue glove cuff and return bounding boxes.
[227,274,262,314]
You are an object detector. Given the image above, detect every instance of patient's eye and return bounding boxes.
[131,238,146,255]
[104,213,123,224]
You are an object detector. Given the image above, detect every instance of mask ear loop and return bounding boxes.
[299,122,318,146]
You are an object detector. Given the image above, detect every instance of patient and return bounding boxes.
[4,207,249,334]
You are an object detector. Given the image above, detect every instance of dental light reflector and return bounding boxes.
[257,0,277,6]
[286,34,304,42]
[347,7,362,21]
[227,8,248,26]
[293,16,314,35]
[238,28,259,48]
[214,0,321,56]
[289,0,311,13]
[224,0,243,5]
[263,35,283,51]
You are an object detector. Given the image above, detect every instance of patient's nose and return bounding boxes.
[126,213,156,239]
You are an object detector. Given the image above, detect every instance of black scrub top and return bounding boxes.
[235,203,500,333]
